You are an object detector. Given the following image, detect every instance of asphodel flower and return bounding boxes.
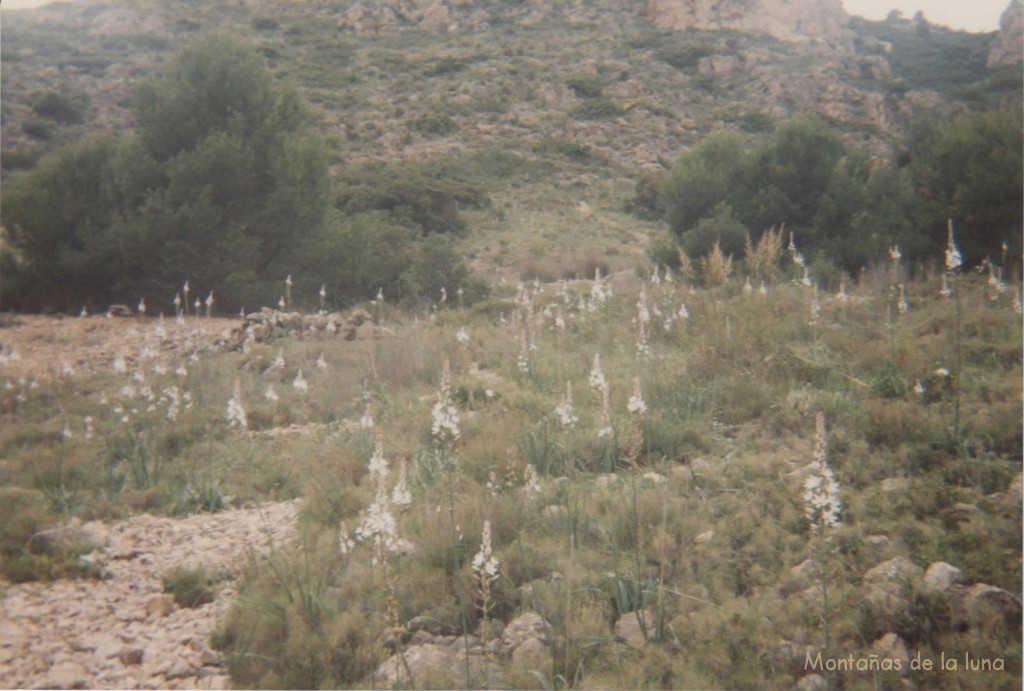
[226,378,248,430]
[627,377,647,416]
[804,412,841,531]
[945,219,962,272]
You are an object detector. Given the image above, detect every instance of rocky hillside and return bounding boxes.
[2,0,1019,176]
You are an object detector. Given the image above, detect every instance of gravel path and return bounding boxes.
[0,500,300,690]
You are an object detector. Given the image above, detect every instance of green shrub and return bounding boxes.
[568,97,620,120]
[163,565,216,608]
[410,112,458,136]
[21,117,52,140]
[30,90,87,124]
[566,75,605,98]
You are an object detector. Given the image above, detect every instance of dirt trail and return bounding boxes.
[0,499,300,689]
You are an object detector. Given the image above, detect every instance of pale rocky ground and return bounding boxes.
[0,499,300,690]
[0,314,243,383]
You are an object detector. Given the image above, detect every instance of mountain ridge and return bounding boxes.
[1,0,1019,175]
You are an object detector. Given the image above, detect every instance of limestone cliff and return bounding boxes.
[987,1,1023,67]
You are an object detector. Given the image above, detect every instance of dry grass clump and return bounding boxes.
[744,224,785,284]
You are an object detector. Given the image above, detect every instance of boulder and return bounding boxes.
[922,562,962,593]
[46,659,89,689]
[770,639,819,677]
[863,556,922,584]
[614,608,655,649]
[28,520,107,557]
[861,582,910,630]
[872,632,910,676]
[796,673,828,691]
[954,583,1023,634]
[143,594,176,619]
[500,612,548,653]
[943,503,978,529]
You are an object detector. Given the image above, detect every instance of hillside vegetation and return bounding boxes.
[0,1,1021,689]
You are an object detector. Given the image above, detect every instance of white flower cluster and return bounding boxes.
[554,381,578,429]
[338,520,355,556]
[355,435,399,562]
[636,287,651,358]
[359,402,375,430]
[431,358,461,445]
[627,377,647,417]
[391,459,412,512]
[292,369,308,392]
[226,378,247,430]
[804,412,841,531]
[790,232,806,268]
[517,326,531,376]
[587,268,609,312]
[471,520,500,583]
[523,463,542,497]
[589,354,612,438]
[945,220,963,272]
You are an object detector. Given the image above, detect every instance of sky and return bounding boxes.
[1,0,1013,33]
[841,0,1010,32]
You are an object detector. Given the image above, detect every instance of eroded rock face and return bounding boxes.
[645,0,852,50]
[987,1,1023,67]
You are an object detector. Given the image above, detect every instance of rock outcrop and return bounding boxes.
[371,611,551,688]
[645,0,852,50]
[987,1,1024,67]
[236,307,387,350]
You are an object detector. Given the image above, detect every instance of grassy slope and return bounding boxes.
[2,266,1020,688]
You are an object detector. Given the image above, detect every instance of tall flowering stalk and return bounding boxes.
[589,354,612,437]
[226,378,248,431]
[945,219,965,455]
[804,412,841,664]
[431,357,460,446]
[472,520,500,630]
[626,377,646,417]
[554,381,578,429]
[356,430,398,563]
[554,380,578,473]
[589,354,614,470]
[636,286,651,358]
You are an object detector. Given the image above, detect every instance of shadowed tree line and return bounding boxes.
[1,33,477,313]
[650,112,1022,278]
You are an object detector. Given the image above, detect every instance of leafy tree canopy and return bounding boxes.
[658,111,1021,276]
[3,33,331,311]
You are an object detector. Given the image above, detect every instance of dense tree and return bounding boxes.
[2,136,124,308]
[658,111,1021,276]
[905,110,1023,266]
[2,33,331,311]
[660,132,749,238]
